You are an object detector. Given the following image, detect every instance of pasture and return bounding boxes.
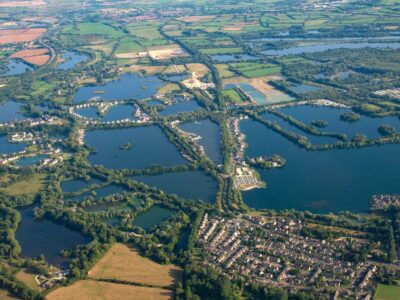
[88,243,181,288]
[46,280,172,300]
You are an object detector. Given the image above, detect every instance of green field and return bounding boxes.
[63,22,124,38]
[374,284,400,300]
[115,38,145,54]
[199,47,243,55]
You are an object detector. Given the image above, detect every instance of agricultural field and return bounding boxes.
[374,284,400,300]
[63,23,123,38]
[46,280,172,300]
[88,243,181,288]
[0,28,46,44]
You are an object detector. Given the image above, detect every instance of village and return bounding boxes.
[69,101,151,125]
[371,194,400,210]
[198,213,380,299]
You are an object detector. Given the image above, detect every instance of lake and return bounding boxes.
[262,42,400,56]
[16,205,90,268]
[261,111,339,144]
[0,136,25,154]
[0,101,25,123]
[74,73,164,103]
[16,154,47,167]
[133,205,175,231]
[211,54,258,62]
[180,119,223,164]
[280,105,400,140]
[1,59,32,76]
[159,100,201,116]
[287,83,321,94]
[240,119,400,213]
[85,126,187,169]
[75,104,136,122]
[61,178,102,193]
[65,184,126,202]
[57,50,88,70]
[132,170,218,203]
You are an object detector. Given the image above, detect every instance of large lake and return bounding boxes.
[240,119,400,213]
[85,126,187,169]
[262,42,400,56]
[76,104,136,122]
[57,50,88,70]
[0,101,25,123]
[180,119,223,164]
[16,206,90,268]
[74,73,164,103]
[159,100,201,116]
[133,170,218,203]
[280,105,400,140]
[0,136,25,154]
[1,59,32,76]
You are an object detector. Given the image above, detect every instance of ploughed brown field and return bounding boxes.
[11,48,50,66]
[0,28,46,44]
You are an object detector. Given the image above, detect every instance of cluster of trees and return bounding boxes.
[0,207,21,257]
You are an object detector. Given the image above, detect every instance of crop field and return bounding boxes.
[148,44,187,60]
[230,62,282,78]
[46,280,173,300]
[115,37,145,55]
[215,64,235,79]
[199,47,243,55]
[63,23,123,38]
[157,83,180,96]
[222,89,248,104]
[127,22,165,41]
[374,284,400,300]
[10,48,50,66]
[0,28,46,44]
[88,243,182,287]
[223,75,294,104]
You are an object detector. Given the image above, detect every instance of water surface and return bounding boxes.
[211,54,257,62]
[133,205,175,231]
[16,206,90,268]
[0,136,25,154]
[85,126,187,169]
[1,59,32,76]
[159,101,200,116]
[61,178,102,193]
[240,119,400,213]
[180,119,223,164]
[66,185,126,202]
[76,104,136,122]
[74,73,164,103]
[0,101,25,123]
[280,105,400,140]
[16,154,47,167]
[133,170,217,203]
[262,42,400,56]
[57,50,88,70]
